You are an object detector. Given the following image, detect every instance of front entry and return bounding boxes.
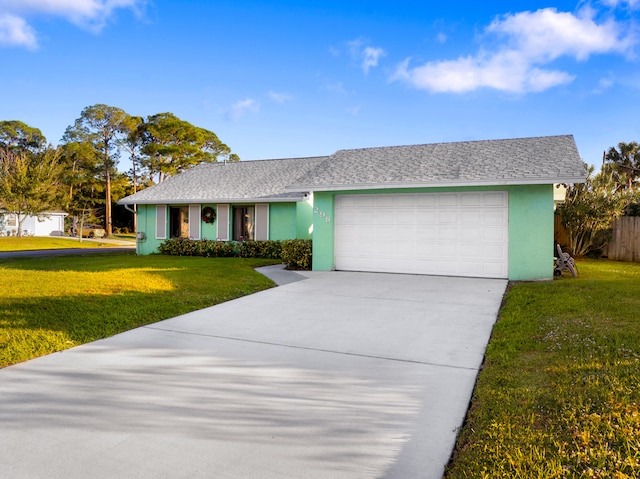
[233,206,255,241]
[170,206,189,238]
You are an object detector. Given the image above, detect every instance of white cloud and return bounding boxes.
[436,32,447,44]
[599,0,640,8]
[226,98,259,121]
[346,38,386,73]
[392,50,575,93]
[599,77,614,89]
[346,105,360,116]
[0,13,37,48]
[362,46,385,74]
[0,0,146,48]
[593,75,615,93]
[487,8,632,61]
[346,38,364,57]
[268,91,292,103]
[322,81,347,94]
[392,7,635,94]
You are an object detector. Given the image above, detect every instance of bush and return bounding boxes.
[281,239,312,270]
[158,238,312,270]
[238,240,282,259]
[200,240,237,257]
[557,164,628,256]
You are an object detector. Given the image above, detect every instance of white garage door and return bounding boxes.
[334,192,509,278]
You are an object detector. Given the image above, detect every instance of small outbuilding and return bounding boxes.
[0,211,67,237]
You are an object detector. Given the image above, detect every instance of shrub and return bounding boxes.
[158,238,191,256]
[159,239,284,260]
[557,164,628,256]
[238,240,282,259]
[200,240,237,257]
[281,239,312,270]
[158,238,312,270]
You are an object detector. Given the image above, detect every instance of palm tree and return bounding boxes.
[605,141,640,193]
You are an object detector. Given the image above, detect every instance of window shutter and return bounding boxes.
[255,204,269,240]
[155,205,167,239]
[189,204,201,239]
[216,204,229,240]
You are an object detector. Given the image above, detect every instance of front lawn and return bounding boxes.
[446,259,640,478]
[0,253,279,367]
[0,236,125,251]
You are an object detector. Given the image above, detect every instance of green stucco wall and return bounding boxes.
[269,203,296,240]
[311,191,336,271]
[267,200,313,240]
[136,204,163,255]
[311,185,555,280]
[507,184,554,280]
[296,196,314,240]
[201,204,218,240]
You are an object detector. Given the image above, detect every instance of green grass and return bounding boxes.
[0,253,279,367]
[111,233,136,241]
[445,259,640,479]
[0,236,124,251]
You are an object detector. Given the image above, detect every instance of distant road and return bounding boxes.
[0,246,135,259]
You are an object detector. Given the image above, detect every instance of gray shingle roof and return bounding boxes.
[287,135,586,191]
[119,135,586,205]
[118,156,327,205]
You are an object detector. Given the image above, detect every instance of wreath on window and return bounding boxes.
[201,206,216,224]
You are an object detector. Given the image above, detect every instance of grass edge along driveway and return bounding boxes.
[445,259,640,479]
[0,253,279,368]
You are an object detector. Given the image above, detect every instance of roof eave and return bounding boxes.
[286,176,587,192]
[117,194,310,206]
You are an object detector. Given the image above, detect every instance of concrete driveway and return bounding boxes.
[0,267,507,479]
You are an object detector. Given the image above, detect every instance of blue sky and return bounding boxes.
[1,0,639,172]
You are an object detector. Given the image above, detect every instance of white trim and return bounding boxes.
[155,205,167,239]
[189,204,201,239]
[216,204,229,241]
[119,196,308,206]
[286,176,587,192]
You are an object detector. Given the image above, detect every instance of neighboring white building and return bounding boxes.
[0,211,67,236]
[554,184,567,210]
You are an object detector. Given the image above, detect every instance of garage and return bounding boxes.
[334,191,509,278]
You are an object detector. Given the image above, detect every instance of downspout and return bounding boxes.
[123,204,139,255]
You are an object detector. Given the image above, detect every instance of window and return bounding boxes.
[233,206,255,240]
[6,214,16,227]
[170,206,189,238]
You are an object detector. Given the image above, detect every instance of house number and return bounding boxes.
[313,207,332,223]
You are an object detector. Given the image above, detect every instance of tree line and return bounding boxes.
[0,105,238,237]
[1,108,638,251]
[557,141,640,256]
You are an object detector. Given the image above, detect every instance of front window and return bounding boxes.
[233,206,254,241]
[170,206,189,238]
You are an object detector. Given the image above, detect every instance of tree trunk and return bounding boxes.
[16,213,26,237]
[105,167,112,236]
[104,144,112,237]
[132,154,138,232]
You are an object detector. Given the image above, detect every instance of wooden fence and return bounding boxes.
[555,215,640,262]
[554,215,570,248]
[605,217,640,262]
